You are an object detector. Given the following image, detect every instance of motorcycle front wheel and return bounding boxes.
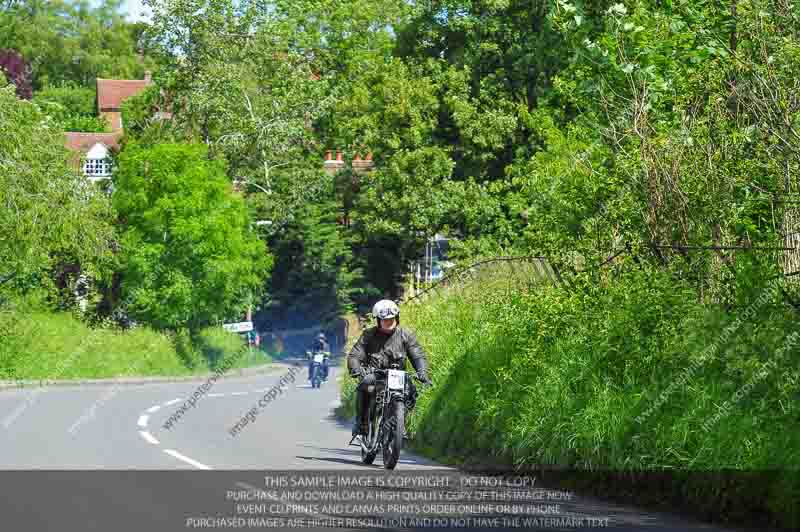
[382,400,404,470]
[361,404,379,464]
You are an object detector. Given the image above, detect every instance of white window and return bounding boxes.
[83,143,113,180]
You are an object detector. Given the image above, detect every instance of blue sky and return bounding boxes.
[122,0,151,22]
[91,0,151,22]
[90,0,150,22]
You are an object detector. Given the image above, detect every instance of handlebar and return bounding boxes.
[369,368,429,384]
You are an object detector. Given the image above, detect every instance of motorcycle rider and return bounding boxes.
[308,332,330,382]
[347,299,432,438]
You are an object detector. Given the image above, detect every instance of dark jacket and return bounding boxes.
[347,326,429,380]
[313,338,330,353]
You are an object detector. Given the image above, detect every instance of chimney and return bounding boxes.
[144,70,151,82]
[324,149,345,175]
[352,151,374,175]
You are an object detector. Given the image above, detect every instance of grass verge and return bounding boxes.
[0,307,272,380]
[340,265,799,529]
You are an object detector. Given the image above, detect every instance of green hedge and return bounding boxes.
[0,308,271,380]
[0,309,190,379]
[341,267,799,529]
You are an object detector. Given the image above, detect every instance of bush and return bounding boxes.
[113,142,271,331]
[0,305,271,380]
[32,83,110,132]
[194,327,271,370]
[0,309,189,380]
[343,265,800,529]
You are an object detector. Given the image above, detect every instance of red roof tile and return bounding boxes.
[96,78,151,111]
[63,132,122,170]
[64,132,122,153]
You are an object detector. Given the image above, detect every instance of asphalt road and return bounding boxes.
[0,360,766,532]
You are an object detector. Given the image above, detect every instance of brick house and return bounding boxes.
[64,72,153,181]
[64,71,373,185]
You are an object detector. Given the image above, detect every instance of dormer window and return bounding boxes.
[83,143,112,180]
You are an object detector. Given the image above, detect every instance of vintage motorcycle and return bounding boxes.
[350,363,424,469]
[306,351,326,389]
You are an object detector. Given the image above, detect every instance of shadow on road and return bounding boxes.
[294,455,371,467]
[298,444,362,456]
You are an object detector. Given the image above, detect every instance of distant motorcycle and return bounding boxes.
[352,363,424,469]
[307,351,325,389]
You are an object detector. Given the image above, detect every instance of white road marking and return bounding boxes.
[208,393,224,397]
[164,398,181,406]
[146,405,161,413]
[164,449,212,470]
[139,430,159,445]
[231,392,247,396]
[137,415,149,428]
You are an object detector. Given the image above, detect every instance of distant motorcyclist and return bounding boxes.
[308,332,330,382]
[347,299,431,438]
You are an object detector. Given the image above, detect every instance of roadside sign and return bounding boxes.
[222,321,253,333]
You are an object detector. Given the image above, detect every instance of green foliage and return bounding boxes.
[113,142,272,331]
[60,115,109,132]
[195,327,247,369]
[119,83,175,142]
[171,325,268,371]
[261,198,365,329]
[0,298,191,380]
[0,291,268,380]
[146,0,331,195]
[32,82,110,132]
[0,0,156,90]
[387,267,799,528]
[528,0,800,298]
[396,0,568,178]
[328,57,464,289]
[196,326,272,370]
[0,80,114,300]
[32,83,96,117]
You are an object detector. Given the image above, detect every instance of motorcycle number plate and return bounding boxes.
[313,354,324,363]
[387,370,405,390]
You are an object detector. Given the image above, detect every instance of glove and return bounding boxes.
[350,367,371,379]
[416,371,432,386]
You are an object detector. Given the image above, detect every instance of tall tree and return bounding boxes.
[0,49,32,99]
[0,80,114,299]
[0,0,155,90]
[113,142,271,330]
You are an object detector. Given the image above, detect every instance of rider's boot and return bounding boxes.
[352,390,369,437]
[351,417,369,438]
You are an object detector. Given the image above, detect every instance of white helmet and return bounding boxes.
[372,299,399,320]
